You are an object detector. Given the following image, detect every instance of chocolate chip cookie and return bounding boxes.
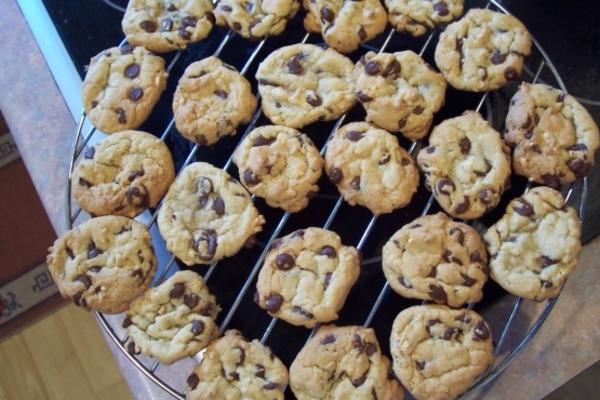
[386,0,464,37]
[255,228,360,328]
[303,0,387,54]
[186,330,288,400]
[47,216,156,314]
[256,44,356,128]
[417,111,512,219]
[484,186,581,301]
[390,305,494,400]
[382,213,488,308]
[505,82,600,187]
[173,56,257,146]
[124,270,220,364]
[353,50,447,140]
[82,45,168,133]
[232,125,324,212]
[290,325,404,400]
[215,0,300,39]
[325,122,420,215]
[122,0,215,53]
[157,162,265,266]
[73,130,175,217]
[434,8,532,92]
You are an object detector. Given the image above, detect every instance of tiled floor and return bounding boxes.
[0,304,130,400]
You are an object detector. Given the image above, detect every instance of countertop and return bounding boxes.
[1,0,599,398]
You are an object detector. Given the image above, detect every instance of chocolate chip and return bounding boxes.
[75,274,92,289]
[358,26,367,41]
[442,327,460,340]
[504,67,519,81]
[379,153,391,165]
[350,176,361,190]
[265,293,284,313]
[214,89,228,99]
[514,199,534,217]
[491,50,507,64]
[413,105,424,115]
[255,364,266,379]
[140,20,157,32]
[195,134,207,145]
[84,146,96,161]
[199,303,214,317]
[122,316,133,328]
[426,318,440,332]
[187,373,199,390]
[128,169,144,182]
[291,229,305,238]
[276,253,295,270]
[306,93,322,106]
[65,247,75,259]
[345,130,365,142]
[398,117,408,129]
[328,167,343,184]
[352,334,363,351]
[73,292,86,308]
[263,382,280,390]
[205,11,216,24]
[415,360,426,370]
[288,55,304,75]
[436,177,455,195]
[212,196,225,215]
[182,16,197,27]
[455,313,471,324]
[454,197,470,214]
[321,334,336,345]
[178,26,192,39]
[320,7,334,22]
[429,284,447,303]
[319,245,337,258]
[191,320,205,335]
[169,282,185,298]
[124,63,140,79]
[475,159,492,177]
[183,293,200,309]
[365,61,380,75]
[449,227,465,245]
[433,1,449,16]
[243,169,260,186]
[470,251,483,263]
[115,107,127,123]
[479,189,494,205]
[461,273,477,287]
[324,272,333,288]
[126,186,149,208]
[473,320,490,341]
[542,280,553,288]
[399,277,412,288]
[428,265,437,278]
[192,229,218,261]
[568,143,587,152]
[523,130,534,140]
[542,173,561,188]
[131,269,144,279]
[87,242,102,259]
[568,158,588,177]
[253,135,276,146]
[459,137,471,155]
[383,59,401,77]
[426,146,436,154]
[352,373,367,387]
[167,4,178,11]
[258,78,279,86]
[556,92,566,102]
[356,91,373,102]
[91,101,98,108]
[127,341,138,355]
[540,255,559,267]
[364,342,377,356]
[220,4,232,11]
[292,305,314,319]
[128,87,143,101]
[119,44,134,54]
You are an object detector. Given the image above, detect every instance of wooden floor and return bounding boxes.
[0,304,131,400]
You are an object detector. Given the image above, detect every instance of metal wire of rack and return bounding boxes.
[64,0,589,398]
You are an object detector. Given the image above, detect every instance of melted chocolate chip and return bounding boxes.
[181,16,197,27]
[75,274,92,289]
[524,130,534,140]
[127,341,138,355]
[140,20,157,32]
[161,18,173,31]
[479,189,494,205]
[513,199,534,217]
[470,251,483,263]
[328,167,343,184]
[352,373,367,387]
[169,282,185,298]
[442,327,460,340]
[459,137,471,155]
[183,293,199,309]
[356,91,373,102]
[87,242,102,259]
[399,277,412,288]
[379,153,391,165]
[122,316,133,328]
[255,364,266,379]
[461,273,477,287]
[191,320,205,335]
[263,382,280,390]
[321,334,336,345]
[128,169,144,182]
[346,130,365,141]
[243,169,260,186]
[568,158,589,177]
[383,59,401,77]
[187,373,199,390]
[542,174,561,188]
[276,253,295,270]
[220,4,232,11]
[179,26,192,39]
[214,89,228,99]
[253,135,276,146]
[364,342,377,356]
[195,134,207,145]
[131,269,144,279]
[568,143,587,151]
[433,1,449,16]
[436,177,455,195]
[115,107,127,123]
[504,67,519,81]
[265,293,284,312]
[126,185,149,208]
[129,87,143,101]
[540,255,559,267]
[192,229,218,261]
[212,196,225,215]
[288,55,304,75]
[66,247,75,259]
[364,61,380,75]
[306,93,322,106]
[124,63,140,79]
[320,7,334,22]
[324,272,333,288]
[429,284,447,303]
[350,176,361,190]
[454,197,470,214]
[292,305,314,319]
[358,26,367,41]
[491,50,507,64]
[449,227,465,245]
[473,320,490,341]
[319,245,337,258]
[415,360,426,370]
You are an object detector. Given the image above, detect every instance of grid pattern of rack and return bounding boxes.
[65,0,588,398]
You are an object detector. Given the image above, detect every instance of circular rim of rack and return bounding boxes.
[63,1,589,399]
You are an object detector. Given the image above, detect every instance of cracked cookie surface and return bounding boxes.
[122,0,215,53]
[215,0,299,39]
[256,44,356,128]
[82,45,168,133]
[417,111,511,219]
[47,216,156,313]
[386,0,464,37]
[303,0,387,54]
[255,228,360,328]
[233,125,324,212]
[173,56,257,146]
[73,130,175,217]
[434,8,532,92]
[186,329,289,400]
[505,83,600,187]
[124,270,220,364]
[382,213,488,308]
[290,325,404,400]
[353,51,447,140]
[484,186,581,301]
[157,162,265,266]
[325,122,420,215]
[390,305,493,400]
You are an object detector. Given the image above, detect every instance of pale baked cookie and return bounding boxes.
[417,111,512,219]
[122,0,215,53]
[484,186,581,301]
[505,82,600,187]
[353,51,447,140]
[256,44,356,128]
[215,0,300,39]
[157,162,265,266]
[73,130,175,217]
[173,56,257,146]
[186,330,289,400]
[123,270,220,364]
[290,325,404,400]
[434,8,532,92]
[47,216,156,314]
[386,0,464,37]
[325,122,420,215]
[255,228,360,328]
[232,125,324,212]
[390,305,493,400]
[382,213,488,308]
[303,0,387,54]
[82,45,168,133]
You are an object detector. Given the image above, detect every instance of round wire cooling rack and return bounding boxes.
[64,0,590,398]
